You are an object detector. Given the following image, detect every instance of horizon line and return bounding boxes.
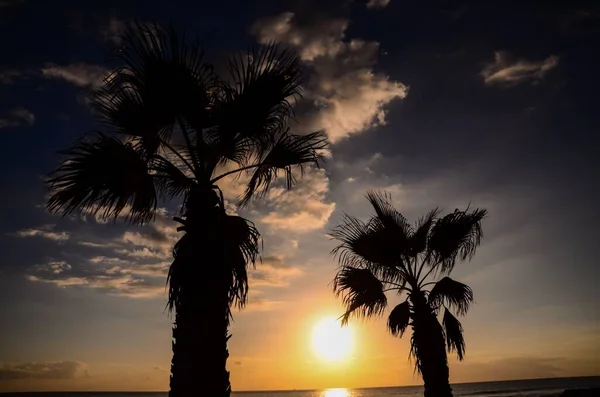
[1,375,599,394]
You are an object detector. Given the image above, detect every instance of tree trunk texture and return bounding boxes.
[169,187,232,397]
[411,292,453,397]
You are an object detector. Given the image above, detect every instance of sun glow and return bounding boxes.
[323,389,350,397]
[312,317,353,361]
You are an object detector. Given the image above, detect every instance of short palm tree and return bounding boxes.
[46,23,327,397]
[331,191,486,397]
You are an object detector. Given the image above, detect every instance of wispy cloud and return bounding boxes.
[41,63,110,88]
[252,11,407,143]
[249,255,302,287]
[0,361,89,380]
[258,168,335,233]
[23,211,177,298]
[0,68,22,84]
[481,51,559,86]
[244,296,283,312]
[0,107,35,129]
[366,0,391,9]
[100,17,127,45]
[14,224,69,241]
[27,268,165,299]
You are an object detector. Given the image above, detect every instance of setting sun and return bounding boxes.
[312,317,353,361]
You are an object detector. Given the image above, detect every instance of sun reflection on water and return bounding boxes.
[323,388,350,397]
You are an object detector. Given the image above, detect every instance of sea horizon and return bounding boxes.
[1,375,599,394]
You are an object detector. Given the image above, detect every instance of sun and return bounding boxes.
[312,317,353,361]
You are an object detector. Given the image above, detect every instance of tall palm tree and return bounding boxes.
[331,191,486,397]
[45,23,328,397]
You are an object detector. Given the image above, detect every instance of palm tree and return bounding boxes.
[45,23,328,397]
[330,191,486,397]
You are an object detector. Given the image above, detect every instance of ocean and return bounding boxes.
[1,377,599,397]
[232,377,600,397]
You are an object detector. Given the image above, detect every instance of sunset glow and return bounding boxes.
[312,317,353,361]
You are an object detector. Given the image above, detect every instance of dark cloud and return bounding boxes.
[0,361,87,380]
[0,107,35,129]
[452,357,599,382]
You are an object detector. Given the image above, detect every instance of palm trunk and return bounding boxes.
[411,292,453,397]
[168,186,232,397]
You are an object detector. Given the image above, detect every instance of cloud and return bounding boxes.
[78,241,112,248]
[0,361,88,380]
[34,261,72,274]
[250,254,302,287]
[244,296,283,312]
[41,63,110,88]
[27,270,165,299]
[79,206,179,259]
[23,211,178,298]
[0,107,35,129]
[100,17,127,45]
[114,247,167,259]
[14,224,70,241]
[0,68,22,84]
[450,356,599,382]
[252,12,407,142]
[367,0,391,9]
[481,51,559,86]
[258,167,335,232]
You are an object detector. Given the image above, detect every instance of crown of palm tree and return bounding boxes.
[331,191,486,370]
[45,22,328,311]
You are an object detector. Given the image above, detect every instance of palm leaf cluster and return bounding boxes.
[331,191,487,368]
[46,22,328,310]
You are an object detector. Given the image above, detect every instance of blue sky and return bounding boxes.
[0,0,598,391]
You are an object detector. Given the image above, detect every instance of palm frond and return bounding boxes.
[222,215,261,309]
[409,208,440,257]
[365,191,413,266]
[366,191,413,245]
[428,277,473,316]
[238,130,328,205]
[442,308,466,360]
[150,155,194,200]
[219,42,303,151]
[166,232,189,313]
[387,300,411,337]
[91,87,170,157]
[46,133,157,224]
[409,333,423,375]
[330,214,409,287]
[427,207,487,274]
[333,267,388,325]
[205,133,253,174]
[93,22,217,160]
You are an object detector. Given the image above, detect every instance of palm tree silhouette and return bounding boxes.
[330,191,487,397]
[45,23,328,397]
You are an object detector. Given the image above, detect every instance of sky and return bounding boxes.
[0,0,599,392]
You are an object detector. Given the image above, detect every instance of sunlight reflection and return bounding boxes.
[323,388,350,397]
